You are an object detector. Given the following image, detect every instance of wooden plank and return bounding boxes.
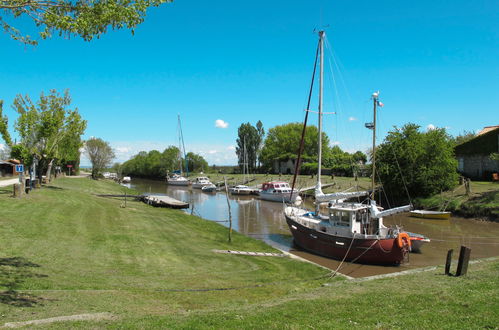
[456,246,471,276]
[212,249,287,257]
[445,249,453,276]
[142,195,189,209]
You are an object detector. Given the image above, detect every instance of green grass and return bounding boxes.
[415,181,499,221]
[0,177,498,328]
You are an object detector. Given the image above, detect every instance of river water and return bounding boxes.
[128,178,499,278]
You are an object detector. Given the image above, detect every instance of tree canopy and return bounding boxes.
[2,89,86,180]
[120,146,208,178]
[376,123,458,201]
[235,121,264,173]
[1,0,172,45]
[85,137,115,179]
[259,122,330,172]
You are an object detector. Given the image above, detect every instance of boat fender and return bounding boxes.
[396,232,411,249]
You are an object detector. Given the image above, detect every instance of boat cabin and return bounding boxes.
[316,202,388,238]
[194,177,210,183]
[261,182,292,193]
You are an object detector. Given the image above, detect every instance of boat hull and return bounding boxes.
[259,191,300,203]
[285,216,408,265]
[410,210,451,220]
[167,180,189,186]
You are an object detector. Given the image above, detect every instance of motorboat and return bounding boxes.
[259,181,301,203]
[192,176,213,189]
[167,173,190,186]
[201,184,217,193]
[230,185,253,195]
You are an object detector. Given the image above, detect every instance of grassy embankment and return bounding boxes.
[415,181,499,221]
[0,177,497,328]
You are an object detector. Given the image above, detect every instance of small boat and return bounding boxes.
[230,185,253,195]
[122,176,131,183]
[410,210,451,220]
[192,176,213,189]
[201,184,217,193]
[259,181,301,203]
[167,173,190,186]
[407,232,431,253]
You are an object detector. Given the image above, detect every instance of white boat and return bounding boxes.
[284,30,414,265]
[167,173,190,186]
[230,184,253,195]
[167,115,190,186]
[192,176,213,189]
[122,176,131,183]
[201,184,217,193]
[259,181,301,203]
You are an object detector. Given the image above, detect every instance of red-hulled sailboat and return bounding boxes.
[284,30,412,265]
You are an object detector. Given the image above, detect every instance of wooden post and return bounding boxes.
[445,249,453,275]
[456,246,471,277]
[124,191,127,208]
[224,176,232,243]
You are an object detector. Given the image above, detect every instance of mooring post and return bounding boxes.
[456,246,471,277]
[223,176,232,243]
[445,249,453,275]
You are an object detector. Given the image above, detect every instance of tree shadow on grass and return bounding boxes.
[0,257,48,307]
[44,185,64,190]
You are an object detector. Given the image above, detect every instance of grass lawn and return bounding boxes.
[0,177,497,328]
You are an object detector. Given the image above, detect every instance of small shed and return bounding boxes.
[455,126,499,180]
[0,160,16,177]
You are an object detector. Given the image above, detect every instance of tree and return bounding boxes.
[186,152,208,173]
[259,122,330,172]
[452,130,477,146]
[10,89,86,182]
[1,0,172,45]
[85,137,115,179]
[235,122,260,173]
[0,101,13,147]
[376,123,458,201]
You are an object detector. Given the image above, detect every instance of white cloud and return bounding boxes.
[215,119,229,129]
[227,145,236,150]
[348,117,357,121]
[115,147,130,154]
[208,150,217,154]
[427,124,436,131]
[331,141,341,146]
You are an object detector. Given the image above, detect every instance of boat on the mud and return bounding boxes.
[167,173,190,186]
[259,181,301,203]
[201,184,217,193]
[230,184,253,195]
[407,232,431,252]
[192,176,213,189]
[410,210,451,220]
[284,30,413,265]
[122,176,131,183]
[167,115,190,186]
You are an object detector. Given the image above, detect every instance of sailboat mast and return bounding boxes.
[316,30,325,214]
[371,92,378,200]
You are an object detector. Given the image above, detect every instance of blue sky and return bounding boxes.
[0,0,497,165]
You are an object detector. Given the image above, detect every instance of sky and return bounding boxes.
[0,0,498,166]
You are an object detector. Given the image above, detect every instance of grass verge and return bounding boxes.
[0,177,497,328]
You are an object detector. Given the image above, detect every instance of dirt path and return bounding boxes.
[3,313,115,328]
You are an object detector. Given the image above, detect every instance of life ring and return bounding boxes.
[396,232,411,249]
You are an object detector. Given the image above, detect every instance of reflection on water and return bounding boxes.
[129,178,499,278]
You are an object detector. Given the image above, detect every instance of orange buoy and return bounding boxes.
[397,232,411,249]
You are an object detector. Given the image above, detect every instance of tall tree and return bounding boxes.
[0,101,13,147]
[186,152,208,173]
[85,137,115,179]
[236,122,259,173]
[0,0,172,45]
[11,89,87,182]
[376,123,458,201]
[259,122,330,172]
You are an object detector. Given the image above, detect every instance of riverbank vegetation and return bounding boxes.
[0,177,497,327]
[415,181,499,221]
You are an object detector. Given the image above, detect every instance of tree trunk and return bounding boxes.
[45,159,54,183]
